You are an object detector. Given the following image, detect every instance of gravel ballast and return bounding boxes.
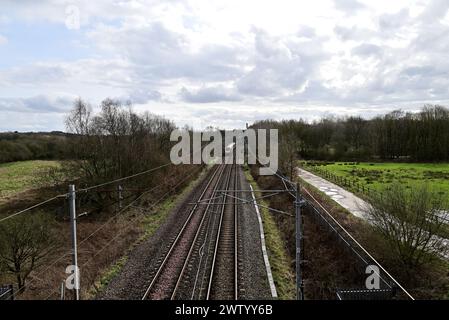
[97,165,272,300]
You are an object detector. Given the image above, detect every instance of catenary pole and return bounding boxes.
[69,184,80,300]
[295,183,304,300]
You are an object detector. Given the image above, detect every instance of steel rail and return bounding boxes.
[170,165,231,299]
[141,164,224,300]
[206,164,238,300]
[233,164,239,299]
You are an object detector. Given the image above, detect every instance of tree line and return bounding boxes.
[60,98,178,210]
[0,132,70,163]
[0,98,191,293]
[252,105,449,166]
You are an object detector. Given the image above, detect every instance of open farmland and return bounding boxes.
[300,161,449,202]
[0,160,61,202]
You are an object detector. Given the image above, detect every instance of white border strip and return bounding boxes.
[249,184,278,298]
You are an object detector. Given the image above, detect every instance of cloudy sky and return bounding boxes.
[1,0,449,131]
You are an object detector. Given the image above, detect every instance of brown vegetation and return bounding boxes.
[0,98,202,299]
[249,165,368,299]
[299,179,449,299]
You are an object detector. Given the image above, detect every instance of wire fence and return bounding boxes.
[302,164,381,201]
[300,186,414,300]
[250,158,414,300]
[300,164,406,224]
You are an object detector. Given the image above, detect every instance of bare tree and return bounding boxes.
[65,98,91,136]
[251,105,449,162]
[279,131,300,180]
[365,183,447,270]
[63,98,176,212]
[0,213,54,291]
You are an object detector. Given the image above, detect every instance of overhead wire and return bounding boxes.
[0,194,67,223]
[45,165,204,300]
[0,163,174,224]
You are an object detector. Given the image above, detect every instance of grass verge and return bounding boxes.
[243,166,296,300]
[299,162,449,239]
[139,166,209,243]
[300,161,449,201]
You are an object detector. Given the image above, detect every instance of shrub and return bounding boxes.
[365,183,447,271]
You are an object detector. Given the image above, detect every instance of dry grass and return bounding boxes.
[17,214,142,300]
[3,165,205,300]
[248,165,398,299]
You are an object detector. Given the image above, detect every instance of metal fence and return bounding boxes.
[302,198,402,300]
[336,288,395,300]
[304,165,379,200]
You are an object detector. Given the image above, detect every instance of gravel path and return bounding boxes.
[297,166,449,260]
[296,167,369,219]
[237,167,273,300]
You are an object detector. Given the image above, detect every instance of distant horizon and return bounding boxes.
[2,1,449,131]
[1,101,447,134]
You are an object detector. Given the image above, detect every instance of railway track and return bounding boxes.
[142,163,242,300]
[206,164,239,300]
[142,164,226,300]
[141,158,414,301]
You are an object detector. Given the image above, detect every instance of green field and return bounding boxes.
[300,161,449,200]
[0,160,61,200]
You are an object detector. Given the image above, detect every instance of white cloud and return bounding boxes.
[180,85,240,103]
[120,88,162,104]
[334,0,366,13]
[87,22,246,83]
[351,43,382,57]
[2,0,449,130]
[0,34,7,45]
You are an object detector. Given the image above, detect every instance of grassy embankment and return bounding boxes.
[0,160,207,299]
[243,166,296,300]
[88,166,209,297]
[297,163,449,299]
[300,161,449,237]
[300,161,449,199]
[0,160,61,203]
